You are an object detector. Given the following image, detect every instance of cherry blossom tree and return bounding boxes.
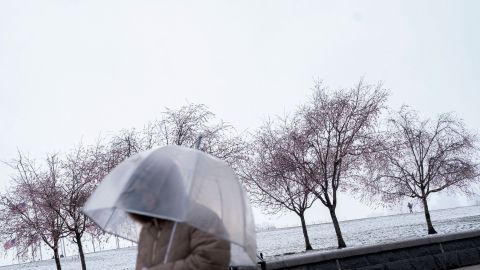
[0,152,68,270]
[57,143,104,270]
[241,117,317,250]
[278,80,388,248]
[364,107,480,234]
[0,102,246,269]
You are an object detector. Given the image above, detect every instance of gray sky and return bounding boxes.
[1,0,479,227]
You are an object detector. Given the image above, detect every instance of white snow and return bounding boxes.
[1,205,479,269]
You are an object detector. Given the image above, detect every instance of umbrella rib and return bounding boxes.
[216,177,224,222]
[234,174,247,250]
[104,208,117,230]
[186,151,202,201]
[163,222,178,264]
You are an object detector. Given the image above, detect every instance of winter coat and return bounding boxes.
[135,219,231,270]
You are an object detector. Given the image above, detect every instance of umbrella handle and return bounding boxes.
[163,222,178,264]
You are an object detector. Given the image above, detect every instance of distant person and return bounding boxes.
[407,202,413,213]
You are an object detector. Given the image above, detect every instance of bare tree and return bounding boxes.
[109,128,143,162]
[286,80,388,248]
[364,107,479,234]
[242,117,317,251]
[196,120,247,170]
[93,129,144,187]
[154,103,213,147]
[100,104,247,172]
[145,103,247,167]
[0,152,68,270]
[142,121,159,150]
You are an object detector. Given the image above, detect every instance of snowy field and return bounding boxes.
[1,205,479,270]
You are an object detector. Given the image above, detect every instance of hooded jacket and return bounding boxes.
[135,220,231,270]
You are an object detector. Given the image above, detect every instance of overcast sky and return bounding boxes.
[1,0,479,228]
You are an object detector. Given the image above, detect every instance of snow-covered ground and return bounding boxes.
[258,205,480,257]
[1,205,479,270]
[0,247,137,270]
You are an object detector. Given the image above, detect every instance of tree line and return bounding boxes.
[0,104,245,270]
[1,80,479,269]
[241,80,479,250]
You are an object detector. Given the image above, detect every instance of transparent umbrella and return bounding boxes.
[82,145,257,266]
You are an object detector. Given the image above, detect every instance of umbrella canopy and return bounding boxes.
[82,145,257,266]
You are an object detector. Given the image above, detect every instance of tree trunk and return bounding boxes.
[299,213,313,250]
[75,231,87,270]
[329,208,347,248]
[53,245,62,270]
[421,197,437,234]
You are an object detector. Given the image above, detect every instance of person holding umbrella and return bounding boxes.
[83,145,257,269]
[130,212,230,270]
[122,152,230,269]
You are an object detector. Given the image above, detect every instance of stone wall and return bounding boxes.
[233,230,480,270]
